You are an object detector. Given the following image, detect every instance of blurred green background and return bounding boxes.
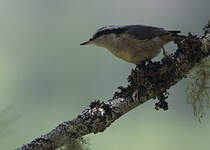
[0,0,209,149]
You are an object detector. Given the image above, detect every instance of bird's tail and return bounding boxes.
[169,30,186,39]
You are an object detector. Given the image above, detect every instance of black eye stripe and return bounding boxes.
[92,28,127,39]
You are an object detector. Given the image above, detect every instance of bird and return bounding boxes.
[80,25,185,65]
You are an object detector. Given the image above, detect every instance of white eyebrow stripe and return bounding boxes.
[92,26,121,37]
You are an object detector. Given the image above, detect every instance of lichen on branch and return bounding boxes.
[114,33,209,111]
[187,57,210,121]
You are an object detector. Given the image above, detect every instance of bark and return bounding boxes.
[17,21,210,150]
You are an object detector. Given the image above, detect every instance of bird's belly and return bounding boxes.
[114,50,134,62]
[107,39,162,64]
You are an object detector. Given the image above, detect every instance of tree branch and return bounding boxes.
[17,21,210,150]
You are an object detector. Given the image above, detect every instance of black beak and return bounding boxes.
[80,39,92,45]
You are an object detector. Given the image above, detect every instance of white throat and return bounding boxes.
[94,34,119,49]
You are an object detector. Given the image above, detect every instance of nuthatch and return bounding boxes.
[80,25,185,64]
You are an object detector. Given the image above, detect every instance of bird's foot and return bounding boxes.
[162,46,169,58]
[136,61,146,70]
[135,59,152,70]
[163,50,169,58]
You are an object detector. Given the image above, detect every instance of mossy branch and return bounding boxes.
[17,21,210,150]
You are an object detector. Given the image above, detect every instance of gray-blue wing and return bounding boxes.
[120,25,171,40]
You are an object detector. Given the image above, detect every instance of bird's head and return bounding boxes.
[80,26,126,47]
